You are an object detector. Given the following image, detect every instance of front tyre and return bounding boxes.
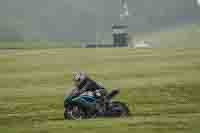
[64,105,86,120]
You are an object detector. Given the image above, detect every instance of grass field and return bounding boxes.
[0,48,200,133]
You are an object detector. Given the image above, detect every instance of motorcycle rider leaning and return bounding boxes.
[72,72,107,99]
[71,72,107,113]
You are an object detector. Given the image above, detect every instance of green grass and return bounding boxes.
[0,48,200,133]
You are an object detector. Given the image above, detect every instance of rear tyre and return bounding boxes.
[109,101,130,117]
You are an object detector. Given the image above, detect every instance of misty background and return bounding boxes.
[0,0,200,42]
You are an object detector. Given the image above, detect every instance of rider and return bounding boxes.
[71,72,108,114]
[72,72,107,99]
[69,72,119,116]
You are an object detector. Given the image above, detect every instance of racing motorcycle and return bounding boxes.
[64,88,130,120]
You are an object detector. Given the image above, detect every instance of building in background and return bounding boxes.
[133,40,151,48]
[112,0,129,47]
[112,24,128,47]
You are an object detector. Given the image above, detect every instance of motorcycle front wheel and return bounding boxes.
[64,105,86,120]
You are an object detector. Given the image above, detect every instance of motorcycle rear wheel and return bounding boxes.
[108,101,130,117]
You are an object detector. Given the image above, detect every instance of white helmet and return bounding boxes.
[72,72,86,82]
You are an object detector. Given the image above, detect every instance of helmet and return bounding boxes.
[72,72,87,82]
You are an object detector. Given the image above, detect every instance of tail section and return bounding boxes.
[106,89,120,100]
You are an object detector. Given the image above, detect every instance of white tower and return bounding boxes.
[197,0,200,6]
[120,0,129,21]
[112,0,129,47]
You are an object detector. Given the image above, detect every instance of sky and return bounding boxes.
[0,0,200,41]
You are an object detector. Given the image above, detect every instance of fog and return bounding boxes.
[0,0,200,41]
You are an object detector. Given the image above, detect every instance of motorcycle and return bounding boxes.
[64,88,130,120]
